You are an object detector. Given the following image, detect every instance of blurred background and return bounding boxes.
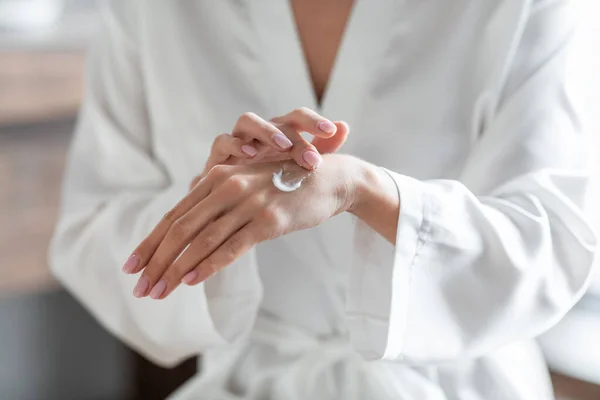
[0,1,195,399]
[0,1,598,399]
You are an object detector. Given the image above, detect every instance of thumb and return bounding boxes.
[311,121,349,154]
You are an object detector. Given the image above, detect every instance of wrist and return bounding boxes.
[325,154,400,243]
[347,159,384,215]
[324,154,385,215]
[345,158,398,221]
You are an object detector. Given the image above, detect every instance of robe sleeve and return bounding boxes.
[49,0,262,367]
[345,0,598,363]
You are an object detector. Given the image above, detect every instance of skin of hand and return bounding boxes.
[122,110,400,300]
[193,107,350,189]
[126,154,365,299]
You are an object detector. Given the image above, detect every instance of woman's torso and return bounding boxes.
[132,1,553,398]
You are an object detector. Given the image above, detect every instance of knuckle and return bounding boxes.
[201,233,220,251]
[259,207,284,231]
[208,164,231,180]
[224,235,244,261]
[294,106,311,116]
[225,175,248,193]
[213,133,230,147]
[239,111,257,123]
[247,193,267,209]
[162,208,177,224]
[168,218,191,241]
[189,175,202,190]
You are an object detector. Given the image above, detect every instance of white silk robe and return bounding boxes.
[50,1,597,398]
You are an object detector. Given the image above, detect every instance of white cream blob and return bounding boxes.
[272,167,307,192]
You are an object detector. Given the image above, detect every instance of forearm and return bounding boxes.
[343,156,400,244]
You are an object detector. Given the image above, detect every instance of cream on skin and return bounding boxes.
[272,164,312,192]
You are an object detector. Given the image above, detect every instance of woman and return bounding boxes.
[50,0,596,398]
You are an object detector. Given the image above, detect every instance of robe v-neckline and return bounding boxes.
[248,0,397,132]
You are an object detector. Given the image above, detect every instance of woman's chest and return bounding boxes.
[139,1,519,181]
[289,0,354,105]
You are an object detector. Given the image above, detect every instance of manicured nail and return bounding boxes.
[303,151,322,168]
[149,280,167,299]
[122,255,139,274]
[182,270,198,285]
[318,121,336,134]
[241,144,258,157]
[273,133,293,149]
[133,276,150,298]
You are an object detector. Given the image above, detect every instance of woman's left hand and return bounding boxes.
[189,110,349,190]
[126,154,360,299]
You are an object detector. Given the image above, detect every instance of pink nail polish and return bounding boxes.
[318,121,336,134]
[133,276,150,298]
[302,151,322,168]
[122,255,140,274]
[182,270,199,285]
[149,280,167,299]
[241,145,258,157]
[273,133,293,149]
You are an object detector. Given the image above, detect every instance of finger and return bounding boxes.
[189,175,202,191]
[233,113,321,169]
[181,221,266,287]
[276,124,323,170]
[237,126,319,168]
[148,196,263,299]
[210,133,259,161]
[232,112,294,151]
[122,164,231,277]
[202,134,258,176]
[271,107,337,138]
[133,174,250,298]
[233,111,328,170]
[311,121,350,154]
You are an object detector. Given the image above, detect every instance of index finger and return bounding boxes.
[271,107,337,139]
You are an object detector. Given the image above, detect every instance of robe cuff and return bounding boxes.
[345,169,426,361]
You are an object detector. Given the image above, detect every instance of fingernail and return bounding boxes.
[241,145,258,157]
[273,133,293,149]
[303,151,322,168]
[133,276,150,298]
[149,280,167,299]
[122,254,139,274]
[182,270,198,285]
[318,121,336,134]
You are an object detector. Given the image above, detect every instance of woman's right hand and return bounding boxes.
[193,108,349,188]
